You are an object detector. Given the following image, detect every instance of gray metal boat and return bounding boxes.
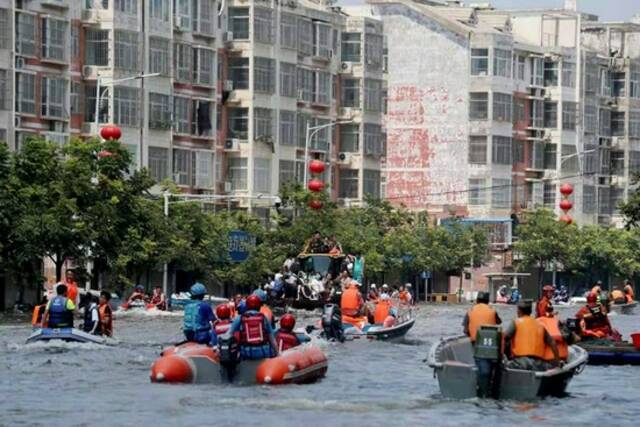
[609,301,637,315]
[427,336,588,400]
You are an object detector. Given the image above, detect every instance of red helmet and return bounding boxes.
[586,292,598,304]
[246,294,262,310]
[216,304,231,319]
[280,314,296,331]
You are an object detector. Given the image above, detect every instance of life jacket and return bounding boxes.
[150,293,162,305]
[537,316,569,361]
[260,305,274,325]
[275,329,300,352]
[583,304,611,334]
[374,300,392,324]
[341,287,362,317]
[83,303,98,333]
[240,312,268,346]
[66,282,79,305]
[32,304,46,326]
[467,303,497,342]
[98,303,113,336]
[399,290,411,304]
[214,319,232,336]
[511,315,546,359]
[48,296,74,328]
[624,285,635,300]
[611,289,626,302]
[535,297,550,318]
[183,301,210,333]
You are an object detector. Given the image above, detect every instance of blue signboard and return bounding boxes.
[228,231,255,262]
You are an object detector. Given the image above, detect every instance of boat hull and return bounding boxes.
[345,318,416,342]
[609,301,637,315]
[577,341,640,365]
[26,328,107,345]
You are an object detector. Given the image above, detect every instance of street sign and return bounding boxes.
[228,231,255,262]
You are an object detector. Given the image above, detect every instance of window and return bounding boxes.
[174,43,193,82]
[583,186,595,214]
[470,92,488,120]
[531,99,543,128]
[173,96,189,134]
[364,124,383,156]
[311,118,330,151]
[531,57,544,86]
[543,143,557,170]
[115,31,139,71]
[513,139,524,164]
[611,111,625,136]
[364,34,383,71]
[41,77,67,118]
[340,124,359,152]
[342,33,361,62]
[113,86,139,126]
[254,8,274,44]
[314,22,332,58]
[339,169,359,199]
[229,58,249,90]
[492,136,512,165]
[281,13,298,49]
[598,187,611,215]
[514,97,526,123]
[493,49,511,77]
[297,68,314,102]
[149,93,171,129]
[193,47,214,86]
[279,110,296,146]
[584,105,597,134]
[543,183,556,207]
[280,62,296,98]
[471,48,489,76]
[254,108,273,140]
[316,72,331,105]
[149,37,170,76]
[610,72,625,99]
[585,63,599,93]
[298,19,313,57]
[173,149,191,186]
[193,151,214,189]
[150,0,170,22]
[469,179,487,206]
[149,147,169,182]
[341,78,360,108]
[610,150,625,175]
[85,0,109,9]
[528,141,543,170]
[16,12,36,56]
[493,93,512,122]
[544,60,558,86]
[0,9,9,49]
[228,108,248,140]
[229,8,249,40]
[629,111,640,138]
[15,72,36,114]
[71,26,79,59]
[516,55,526,80]
[469,136,487,164]
[492,179,511,209]
[228,158,248,190]
[631,151,640,173]
[175,0,191,30]
[363,170,381,198]
[544,101,557,129]
[562,62,576,88]
[611,188,624,214]
[70,81,80,115]
[41,17,67,61]
[364,79,383,112]
[279,160,296,188]
[84,85,109,123]
[191,100,212,136]
[253,158,271,193]
[631,70,640,98]
[562,102,577,131]
[85,29,109,66]
[0,129,6,142]
[601,69,611,97]
[297,113,309,148]
[0,70,8,110]
[115,0,137,14]
[584,143,597,174]
[599,108,611,136]
[254,57,275,93]
[192,0,214,35]
[561,145,579,173]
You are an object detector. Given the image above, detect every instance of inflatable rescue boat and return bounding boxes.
[150,342,328,385]
[26,327,107,345]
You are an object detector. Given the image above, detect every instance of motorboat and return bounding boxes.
[344,315,415,342]
[169,293,228,310]
[427,335,588,400]
[577,340,640,365]
[318,304,415,342]
[26,327,108,345]
[609,301,637,315]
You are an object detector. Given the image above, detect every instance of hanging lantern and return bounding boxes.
[100,124,122,140]
[559,199,573,211]
[559,214,573,225]
[308,179,325,193]
[559,183,573,196]
[309,159,326,175]
[308,199,323,210]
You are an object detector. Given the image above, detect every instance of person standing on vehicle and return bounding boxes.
[41,284,76,329]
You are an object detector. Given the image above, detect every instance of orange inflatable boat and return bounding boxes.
[150,342,327,385]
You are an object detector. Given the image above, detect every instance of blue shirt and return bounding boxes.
[198,303,215,324]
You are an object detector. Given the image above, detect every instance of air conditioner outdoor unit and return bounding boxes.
[82,65,95,78]
[341,62,353,73]
[223,80,233,92]
[337,152,352,164]
[223,32,234,43]
[224,139,241,151]
[15,57,25,69]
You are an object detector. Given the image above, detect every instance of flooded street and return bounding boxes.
[1,304,639,427]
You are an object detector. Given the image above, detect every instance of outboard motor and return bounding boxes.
[474,325,503,398]
[321,304,344,342]
[217,333,240,382]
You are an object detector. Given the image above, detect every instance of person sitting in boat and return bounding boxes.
[463,291,501,344]
[399,284,413,305]
[536,285,554,318]
[253,289,275,327]
[373,294,397,326]
[503,300,560,371]
[82,294,100,335]
[127,285,146,306]
[379,284,390,299]
[591,281,603,300]
[623,280,635,303]
[98,291,113,337]
[149,286,166,310]
[227,294,278,360]
[610,287,626,304]
[341,281,364,318]
[536,303,569,362]
[31,296,48,329]
[367,284,379,302]
[183,283,215,345]
[575,293,617,341]
[41,284,76,329]
[275,314,302,352]
[211,304,235,346]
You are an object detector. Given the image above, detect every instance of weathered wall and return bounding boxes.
[377,5,469,211]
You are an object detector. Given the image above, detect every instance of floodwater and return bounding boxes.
[1,304,639,427]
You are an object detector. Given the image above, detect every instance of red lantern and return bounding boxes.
[309,160,325,175]
[308,179,325,193]
[559,214,573,225]
[100,124,122,140]
[559,199,573,211]
[559,183,573,196]
[97,149,114,159]
[308,199,323,210]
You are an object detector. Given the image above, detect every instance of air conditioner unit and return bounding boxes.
[82,65,96,78]
[223,31,234,43]
[224,181,232,193]
[174,17,190,31]
[224,139,241,152]
[15,57,25,69]
[337,152,352,164]
[223,80,233,92]
[341,62,353,73]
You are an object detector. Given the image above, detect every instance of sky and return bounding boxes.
[337,0,640,22]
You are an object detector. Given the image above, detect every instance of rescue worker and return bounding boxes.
[227,294,278,360]
[183,283,215,344]
[254,289,274,327]
[610,287,626,304]
[98,291,113,337]
[379,284,390,299]
[536,303,569,362]
[623,280,635,303]
[83,294,100,335]
[341,280,364,317]
[591,281,603,299]
[463,291,502,343]
[575,293,615,340]
[64,270,80,306]
[211,304,234,346]
[41,284,76,329]
[368,284,379,302]
[536,285,554,318]
[503,300,560,371]
[275,313,301,352]
[31,296,48,329]
[149,286,166,310]
[374,293,394,324]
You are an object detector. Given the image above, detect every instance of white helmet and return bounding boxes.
[382,284,389,289]
[406,283,412,288]
[371,284,377,289]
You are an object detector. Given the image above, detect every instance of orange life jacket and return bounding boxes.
[374,300,391,324]
[611,289,625,302]
[275,330,300,352]
[467,303,497,342]
[399,290,411,304]
[32,304,46,326]
[260,305,274,324]
[537,316,568,361]
[341,287,362,317]
[624,285,635,301]
[98,303,113,337]
[535,297,550,318]
[66,282,79,304]
[511,315,546,359]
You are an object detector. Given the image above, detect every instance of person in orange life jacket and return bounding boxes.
[503,300,560,371]
[399,283,413,305]
[41,284,76,329]
[31,296,48,329]
[64,270,79,306]
[575,292,615,340]
[149,286,166,310]
[98,291,113,337]
[373,293,393,324]
[83,294,100,334]
[183,283,215,344]
[610,287,626,304]
[536,303,569,362]
[463,292,502,343]
[341,281,364,317]
[275,314,301,352]
[623,280,635,302]
[227,294,278,360]
[211,304,235,346]
[536,285,554,318]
